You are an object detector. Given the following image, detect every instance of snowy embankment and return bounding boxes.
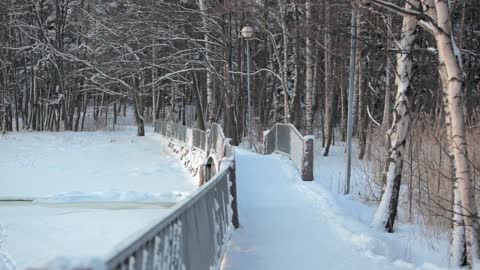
[222,147,451,270]
[0,127,196,270]
[313,143,451,268]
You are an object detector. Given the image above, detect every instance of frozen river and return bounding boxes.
[0,128,195,269]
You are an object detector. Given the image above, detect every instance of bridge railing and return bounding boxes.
[192,128,208,152]
[263,123,314,181]
[155,121,209,153]
[209,123,226,159]
[106,165,235,270]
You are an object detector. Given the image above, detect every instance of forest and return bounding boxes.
[1,0,480,268]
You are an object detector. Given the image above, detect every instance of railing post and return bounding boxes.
[302,136,315,181]
[205,129,211,158]
[198,162,206,186]
[229,162,240,229]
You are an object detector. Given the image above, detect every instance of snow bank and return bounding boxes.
[168,140,206,185]
[311,143,451,268]
[223,148,450,270]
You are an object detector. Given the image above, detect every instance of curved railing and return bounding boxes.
[263,123,314,181]
[106,121,238,270]
[154,121,229,162]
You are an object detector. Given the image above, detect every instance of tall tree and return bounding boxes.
[305,0,314,135]
[370,1,418,232]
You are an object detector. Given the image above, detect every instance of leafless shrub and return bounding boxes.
[363,116,480,232]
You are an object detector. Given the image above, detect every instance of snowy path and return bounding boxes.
[0,128,196,270]
[222,149,445,270]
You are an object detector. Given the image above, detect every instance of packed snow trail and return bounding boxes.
[222,149,445,270]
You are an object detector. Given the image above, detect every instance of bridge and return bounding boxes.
[103,121,415,270]
[104,121,314,270]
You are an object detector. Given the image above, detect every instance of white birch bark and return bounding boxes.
[382,14,392,131]
[371,1,418,232]
[151,38,157,123]
[440,62,467,267]
[199,0,214,125]
[280,0,290,123]
[305,0,314,134]
[322,0,334,156]
[364,0,473,262]
[417,3,466,267]
[416,2,467,263]
[433,1,480,266]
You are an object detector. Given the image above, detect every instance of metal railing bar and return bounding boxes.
[106,166,231,268]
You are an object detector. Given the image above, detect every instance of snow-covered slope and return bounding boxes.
[222,149,450,270]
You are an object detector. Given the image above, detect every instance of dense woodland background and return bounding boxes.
[1,0,480,268]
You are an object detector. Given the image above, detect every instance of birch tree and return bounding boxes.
[369,1,418,232]
[363,0,480,266]
[198,0,214,126]
[433,2,480,266]
[322,0,334,156]
[305,0,314,135]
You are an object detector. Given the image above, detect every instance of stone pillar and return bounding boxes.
[302,136,315,181]
[198,164,206,187]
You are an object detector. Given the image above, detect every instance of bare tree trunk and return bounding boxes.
[133,74,145,136]
[199,0,214,126]
[151,39,157,124]
[73,93,81,131]
[382,15,392,131]
[134,93,145,136]
[1,70,6,134]
[357,35,367,160]
[371,2,418,232]
[322,0,334,156]
[305,0,314,135]
[280,0,290,123]
[80,94,88,131]
[113,101,117,126]
[223,8,238,145]
[13,74,19,132]
[290,4,301,128]
[340,66,347,142]
[192,70,206,130]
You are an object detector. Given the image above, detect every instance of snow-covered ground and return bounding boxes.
[0,124,452,270]
[0,127,196,269]
[222,146,451,270]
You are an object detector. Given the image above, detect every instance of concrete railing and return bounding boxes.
[106,121,238,270]
[154,121,231,162]
[155,121,208,152]
[263,123,314,181]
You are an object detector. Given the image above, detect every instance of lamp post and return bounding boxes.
[241,26,254,146]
